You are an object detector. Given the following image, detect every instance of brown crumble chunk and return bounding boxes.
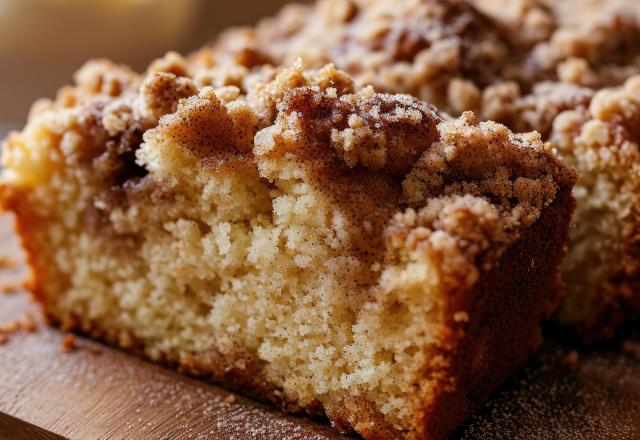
[560,350,580,369]
[62,334,78,353]
[0,254,16,269]
[622,340,640,360]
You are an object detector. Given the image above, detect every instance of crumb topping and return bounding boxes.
[2,54,574,294]
[403,112,571,209]
[138,72,199,122]
[196,0,640,122]
[193,0,510,111]
[487,81,595,137]
[390,112,574,286]
[148,87,254,166]
[525,1,640,87]
[263,86,441,176]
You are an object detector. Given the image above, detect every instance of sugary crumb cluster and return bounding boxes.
[194,0,509,114]
[189,0,640,123]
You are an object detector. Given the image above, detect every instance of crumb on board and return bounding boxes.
[4,320,19,334]
[62,333,77,353]
[22,311,38,333]
[0,254,16,269]
[88,345,103,355]
[0,251,29,295]
[622,340,640,360]
[560,350,580,369]
[60,315,77,332]
[0,282,22,294]
[0,312,40,346]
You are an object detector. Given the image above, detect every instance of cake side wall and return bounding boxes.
[0,187,59,311]
[419,186,575,440]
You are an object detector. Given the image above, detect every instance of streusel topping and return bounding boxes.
[193,0,510,112]
[3,11,576,292]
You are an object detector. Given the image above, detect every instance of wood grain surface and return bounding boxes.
[1,211,640,440]
[0,412,65,440]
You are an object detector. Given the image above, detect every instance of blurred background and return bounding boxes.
[0,0,300,126]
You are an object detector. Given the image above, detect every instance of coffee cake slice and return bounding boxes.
[0,59,575,439]
[546,76,640,340]
[467,0,640,340]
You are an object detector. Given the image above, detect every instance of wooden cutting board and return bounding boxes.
[1,212,640,440]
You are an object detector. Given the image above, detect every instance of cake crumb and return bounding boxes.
[88,345,103,355]
[3,320,20,334]
[224,394,236,404]
[560,350,580,369]
[622,340,640,360]
[0,311,40,346]
[0,254,16,269]
[62,333,77,353]
[0,282,22,294]
[453,311,470,323]
[22,311,38,333]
